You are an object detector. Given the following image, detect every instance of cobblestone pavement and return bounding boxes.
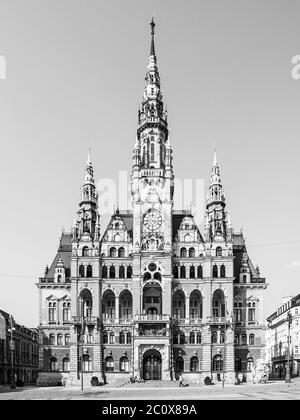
[0,379,299,400]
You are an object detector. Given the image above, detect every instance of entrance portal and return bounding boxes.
[143,349,162,380]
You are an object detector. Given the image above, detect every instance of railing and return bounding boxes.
[134,314,170,322]
[102,317,133,325]
[136,328,168,337]
[207,316,228,324]
[72,316,99,325]
[140,169,164,178]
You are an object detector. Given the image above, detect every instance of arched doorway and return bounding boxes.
[143,349,162,380]
[175,357,184,380]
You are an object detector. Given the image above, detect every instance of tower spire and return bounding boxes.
[150,17,156,58]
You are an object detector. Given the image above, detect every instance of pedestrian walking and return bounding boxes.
[179,373,184,387]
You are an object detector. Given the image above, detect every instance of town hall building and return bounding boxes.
[36,20,268,386]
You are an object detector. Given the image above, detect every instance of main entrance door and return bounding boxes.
[143,350,162,380]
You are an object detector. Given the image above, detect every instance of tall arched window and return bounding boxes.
[65,334,70,345]
[82,354,92,372]
[150,143,155,162]
[212,355,223,372]
[79,264,85,277]
[50,357,57,371]
[86,264,93,278]
[102,265,108,278]
[235,357,242,372]
[63,302,70,322]
[48,302,57,322]
[197,265,203,279]
[119,331,125,344]
[216,246,222,257]
[109,332,115,344]
[173,265,179,279]
[180,248,187,258]
[127,332,132,344]
[180,266,186,278]
[105,356,114,372]
[118,247,125,258]
[103,332,108,344]
[190,357,199,372]
[243,274,247,283]
[63,358,70,372]
[119,265,125,278]
[57,334,63,345]
[249,334,255,345]
[220,330,226,343]
[213,265,218,278]
[211,331,218,343]
[196,332,202,344]
[220,265,226,278]
[242,334,247,345]
[110,247,117,258]
[189,248,195,258]
[109,266,115,278]
[120,356,129,372]
[82,246,89,257]
[49,334,55,345]
[126,266,132,279]
[180,332,185,345]
[189,265,195,279]
[189,332,195,344]
[247,357,254,372]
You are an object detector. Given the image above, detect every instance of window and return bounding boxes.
[249,333,255,345]
[82,246,89,257]
[110,247,117,258]
[120,356,129,372]
[216,247,222,257]
[180,248,187,258]
[212,355,223,372]
[103,333,108,344]
[86,264,93,278]
[248,305,256,322]
[189,265,195,279]
[127,332,132,344]
[211,331,217,343]
[190,357,199,372]
[48,302,56,322]
[57,274,62,283]
[82,354,92,372]
[63,302,71,322]
[102,265,108,278]
[109,266,115,278]
[173,265,179,279]
[118,247,125,258]
[197,266,203,279]
[126,266,132,279]
[189,248,195,258]
[49,334,55,345]
[196,332,202,344]
[242,334,247,345]
[50,357,57,371]
[63,358,70,372]
[109,332,115,344]
[213,265,218,278]
[189,332,195,344]
[220,265,226,278]
[65,334,70,345]
[180,332,185,344]
[150,143,155,161]
[220,330,226,343]
[119,331,125,344]
[119,266,125,278]
[180,266,186,278]
[57,334,63,345]
[105,356,114,372]
[235,357,242,372]
[243,274,247,283]
[79,264,85,277]
[247,357,254,372]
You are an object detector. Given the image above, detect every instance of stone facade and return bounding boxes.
[36,20,268,386]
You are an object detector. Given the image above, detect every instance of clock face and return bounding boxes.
[143,210,162,231]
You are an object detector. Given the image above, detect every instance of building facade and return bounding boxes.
[266,294,300,378]
[0,310,39,386]
[37,20,268,386]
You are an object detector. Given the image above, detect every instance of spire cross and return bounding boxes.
[150,17,155,35]
[150,17,156,57]
[87,143,92,164]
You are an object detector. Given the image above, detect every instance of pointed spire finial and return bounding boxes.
[87,142,92,165]
[150,17,156,57]
[213,148,218,166]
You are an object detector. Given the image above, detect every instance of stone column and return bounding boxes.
[185,296,190,322]
[225,326,235,384]
[115,295,119,323]
[201,325,211,380]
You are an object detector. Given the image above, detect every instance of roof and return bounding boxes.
[45,233,72,279]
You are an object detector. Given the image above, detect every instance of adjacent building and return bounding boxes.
[36,20,268,386]
[266,294,300,378]
[0,310,39,386]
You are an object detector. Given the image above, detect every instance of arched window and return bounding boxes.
[180,248,187,258]
[109,266,115,278]
[120,356,129,372]
[126,266,132,279]
[102,265,108,278]
[48,302,56,322]
[197,265,203,279]
[57,275,62,283]
[82,246,89,257]
[220,330,226,343]
[118,247,125,258]
[235,357,242,372]
[216,247,222,257]
[220,265,226,278]
[180,266,186,278]
[50,357,57,371]
[196,332,202,344]
[110,247,117,258]
[119,331,125,344]
[184,234,191,242]
[189,332,195,344]
[63,302,70,322]
[150,143,155,162]
[212,355,223,372]
[190,357,199,372]
[189,265,195,279]
[65,334,70,345]
[79,264,85,277]
[247,357,254,372]
[105,356,114,372]
[242,334,247,345]
[127,332,132,344]
[143,272,151,281]
[86,264,93,278]
[189,248,195,258]
[249,333,255,345]
[243,274,247,283]
[115,223,119,230]
[103,332,108,344]
[154,272,161,281]
[82,354,92,372]
[173,265,179,279]
[49,334,55,345]
[57,334,63,345]
[109,332,115,344]
[62,358,70,372]
[119,266,125,278]
[211,331,218,343]
[213,265,218,278]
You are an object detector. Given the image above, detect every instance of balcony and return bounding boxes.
[207,316,228,324]
[172,318,203,325]
[72,316,99,325]
[134,314,170,322]
[140,168,164,178]
[102,317,133,325]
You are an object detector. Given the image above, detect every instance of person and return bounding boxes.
[238,371,243,384]
[179,373,184,387]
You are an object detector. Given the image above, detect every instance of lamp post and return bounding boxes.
[8,315,16,389]
[279,341,282,378]
[80,297,85,391]
[285,311,292,383]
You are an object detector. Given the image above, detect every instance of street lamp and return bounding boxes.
[80,297,85,391]
[285,311,292,383]
[279,341,282,378]
[8,315,16,389]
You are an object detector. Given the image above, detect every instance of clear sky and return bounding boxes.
[0,0,299,327]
